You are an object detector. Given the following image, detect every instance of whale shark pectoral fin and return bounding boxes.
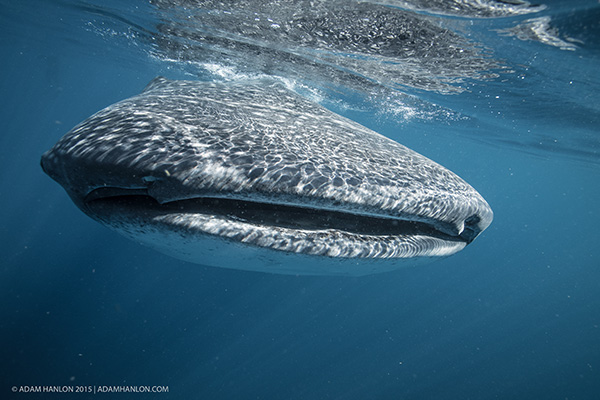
[142,76,172,93]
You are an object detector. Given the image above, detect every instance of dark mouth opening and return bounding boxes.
[84,187,480,243]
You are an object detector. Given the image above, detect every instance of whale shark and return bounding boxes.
[41,77,492,275]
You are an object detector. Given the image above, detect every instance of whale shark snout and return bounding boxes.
[41,77,492,275]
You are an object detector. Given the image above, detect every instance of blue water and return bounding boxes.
[1,0,599,398]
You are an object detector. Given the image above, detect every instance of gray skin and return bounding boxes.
[41,77,493,275]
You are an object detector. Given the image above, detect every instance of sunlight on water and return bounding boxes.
[77,0,600,163]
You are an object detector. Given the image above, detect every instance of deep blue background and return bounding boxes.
[1,1,599,399]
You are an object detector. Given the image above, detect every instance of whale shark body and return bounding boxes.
[41,77,492,275]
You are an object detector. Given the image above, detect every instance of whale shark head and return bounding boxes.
[41,77,492,275]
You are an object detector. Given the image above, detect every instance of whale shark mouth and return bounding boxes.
[83,186,482,250]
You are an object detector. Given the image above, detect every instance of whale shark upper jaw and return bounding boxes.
[82,186,483,247]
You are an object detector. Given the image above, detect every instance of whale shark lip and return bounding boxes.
[83,186,482,246]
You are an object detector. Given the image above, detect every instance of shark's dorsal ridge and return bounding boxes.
[142,76,172,93]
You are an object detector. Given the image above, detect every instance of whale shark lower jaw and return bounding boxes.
[41,77,493,275]
[82,188,470,275]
